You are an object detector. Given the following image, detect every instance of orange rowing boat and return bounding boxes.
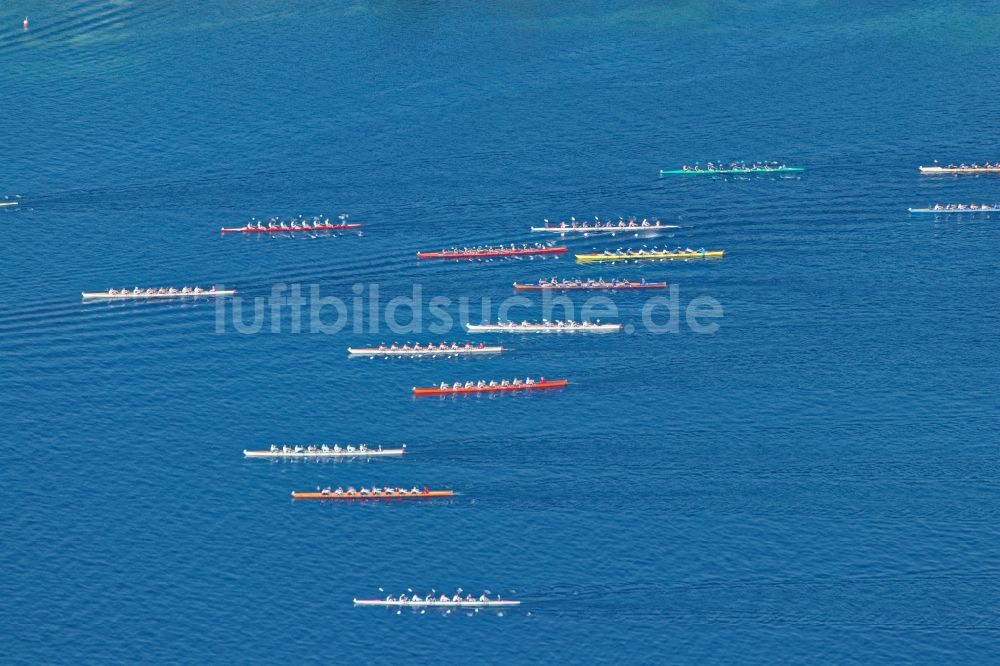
[413,379,568,396]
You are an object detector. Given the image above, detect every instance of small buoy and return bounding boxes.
[23,17,28,30]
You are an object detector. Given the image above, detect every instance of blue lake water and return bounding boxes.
[2,1,999,663]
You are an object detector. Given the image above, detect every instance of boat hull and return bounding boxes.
[221,224,362,233]
[417,247,567,259]
[660,167,803,175]
[348,346,503,356]
[82,290,236,300]
[575,251,724,263]
[530,225,677,233]
[292,490,454,500]
[354,599,520,607]
[466,324,620,333]
[513,282,666,292]
[908,207,999,214]
[244,448,405,458]
[413,379,568,396]
[919,166,1000,174]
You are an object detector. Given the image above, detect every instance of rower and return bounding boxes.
[269,444,278,452]
[321,444,329,452]
[333,444,341,452]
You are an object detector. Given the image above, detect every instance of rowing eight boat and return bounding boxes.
[244,446,405,458]
[660,167,803,175]
[413,379,568,396]
[221,224,362,233]
[348,345,503,356]
[576,250,725,263]
[82,289,236,300]
[530,224,678,233]
[513,281,666,292]
[0,201,18,208]
[354,599,520,608]
[909,207,1000,214]
[292,489,454,500]
[919,166,1000,174]
[467,322,621,333]
[417,247,567,259]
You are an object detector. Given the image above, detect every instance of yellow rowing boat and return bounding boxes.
[575,250,725,263]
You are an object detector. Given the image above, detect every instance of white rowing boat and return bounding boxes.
[908,206,999,214]
[0,201,18,208]
[467,322,621,334]
[82,288,236,300]
[531,224,678,233]
[354,599,520,608]
[348,345,503,357]
[244,445,405,459]
[919,165,1000,174]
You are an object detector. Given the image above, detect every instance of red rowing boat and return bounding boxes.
[513,281,666,292]
[417,247,567,260]
[221,224,362,234]
[413,379,568,396]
